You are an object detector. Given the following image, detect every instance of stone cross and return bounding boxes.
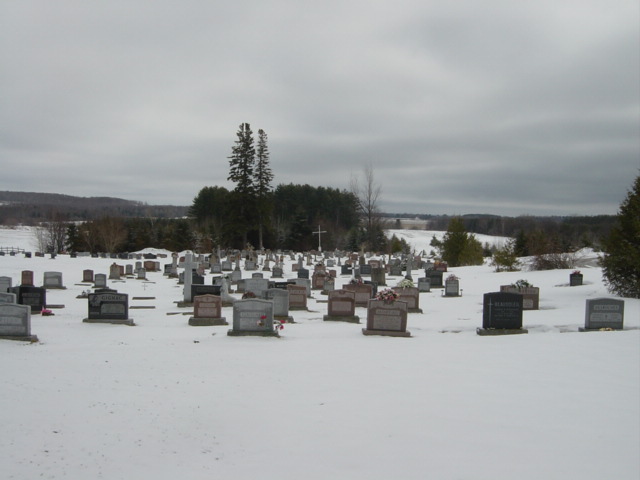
[183,253,199,303]
[405,255,413,281]
[312,225,327,252]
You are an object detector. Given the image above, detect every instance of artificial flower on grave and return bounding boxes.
[572,270,581,275]
[242,291,257,299]
[511,279,532,288]
[376,288,399,303]
[275,320,285,331]
[42,309,54,316]
[446,274,459,282]
[396,278,414,289]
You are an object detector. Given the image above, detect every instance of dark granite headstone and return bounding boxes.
[480,292,525,333]
[84,291,133,325]
[10,286,46,314]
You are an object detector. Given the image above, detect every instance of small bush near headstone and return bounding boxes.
[530,252,575,271]
[491,241,520,272]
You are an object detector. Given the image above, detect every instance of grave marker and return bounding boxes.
[581,298,624,331]
[228,299,279,337]
[323,289,359,323]
[0,303,38,342]
[10,286,46,314]
[84,290,134,326]
[43,272,65,289]
[477,292,527,335]
[362,299,410,337]
[263,288,293,322]
[0,276,12,293]
[189,294,227,326]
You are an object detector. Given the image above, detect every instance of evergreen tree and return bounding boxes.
[441,217,484,267]
[255,129,274,249]
[227,123,256,246]
[601,174,640,298]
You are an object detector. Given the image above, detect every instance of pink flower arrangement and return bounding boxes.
[376,288,399,303]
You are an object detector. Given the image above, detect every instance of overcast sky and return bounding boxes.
[1,1,638,216]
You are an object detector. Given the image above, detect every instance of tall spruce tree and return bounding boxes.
[601,174,640,298]
[255,129,274,249]
[441,217,484,267]
[227,123,256,246]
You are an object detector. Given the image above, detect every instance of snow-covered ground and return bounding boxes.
[1,226,638,480]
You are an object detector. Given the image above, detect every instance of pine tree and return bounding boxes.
[601,174,640,298]
[254,129,274,249]
[441,217,484,267]
[227,123,256,246]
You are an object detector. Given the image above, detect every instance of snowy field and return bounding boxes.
[0,226,638,480]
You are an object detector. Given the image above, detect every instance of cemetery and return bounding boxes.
[0,227,638,480]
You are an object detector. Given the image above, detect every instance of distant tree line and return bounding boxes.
[392,213,616,252]
[0,191,187,225]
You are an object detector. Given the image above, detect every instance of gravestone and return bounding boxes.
[21,270,34,286]
[297,268,310,279]
[312,272,327,290]
[0,276,12,293]
[245,260,257,271]
[341,265,352,276]
[126,264,134,276]
[228,299,279,337]
[362,299,410,337]
[322,278,335,293]
[191,284,222,299]
[570,272,583,287]
[263,288,293,322]
[417,277,431,292]
[10,286,46,314]
[500,285,540,310]
[444,278,460,297]
[43,272,65,289]
[230,270,242,284]
[94,274,107,289]
[581,298,624,331]
[360,264,372,276]
[0,292,17,304]
[244,278,270,298]
[434,261,448,272]
[287,284,308,310]
[108,263,121,280]
[211,263,222,274]
[389,265,402,276]
[0,303,38,342]
[271,266,283,278]
[182,254,198,303]
[392,287,422,313]
[82,269,94,283]
[323,289,359,323]
[426,270,443,288]
[136,268,147,280]
[143,260,156,272]
[251,273,264,279]
[344,283,373,307]
[189,294,227,326]
[221,260,233,271]
[477,292,527,335]
[371,267,386,287]
[84,290,133,325]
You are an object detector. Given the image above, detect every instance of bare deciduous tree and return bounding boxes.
[350,163,385,251]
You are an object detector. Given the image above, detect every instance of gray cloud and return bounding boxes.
[1,0,637,215]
